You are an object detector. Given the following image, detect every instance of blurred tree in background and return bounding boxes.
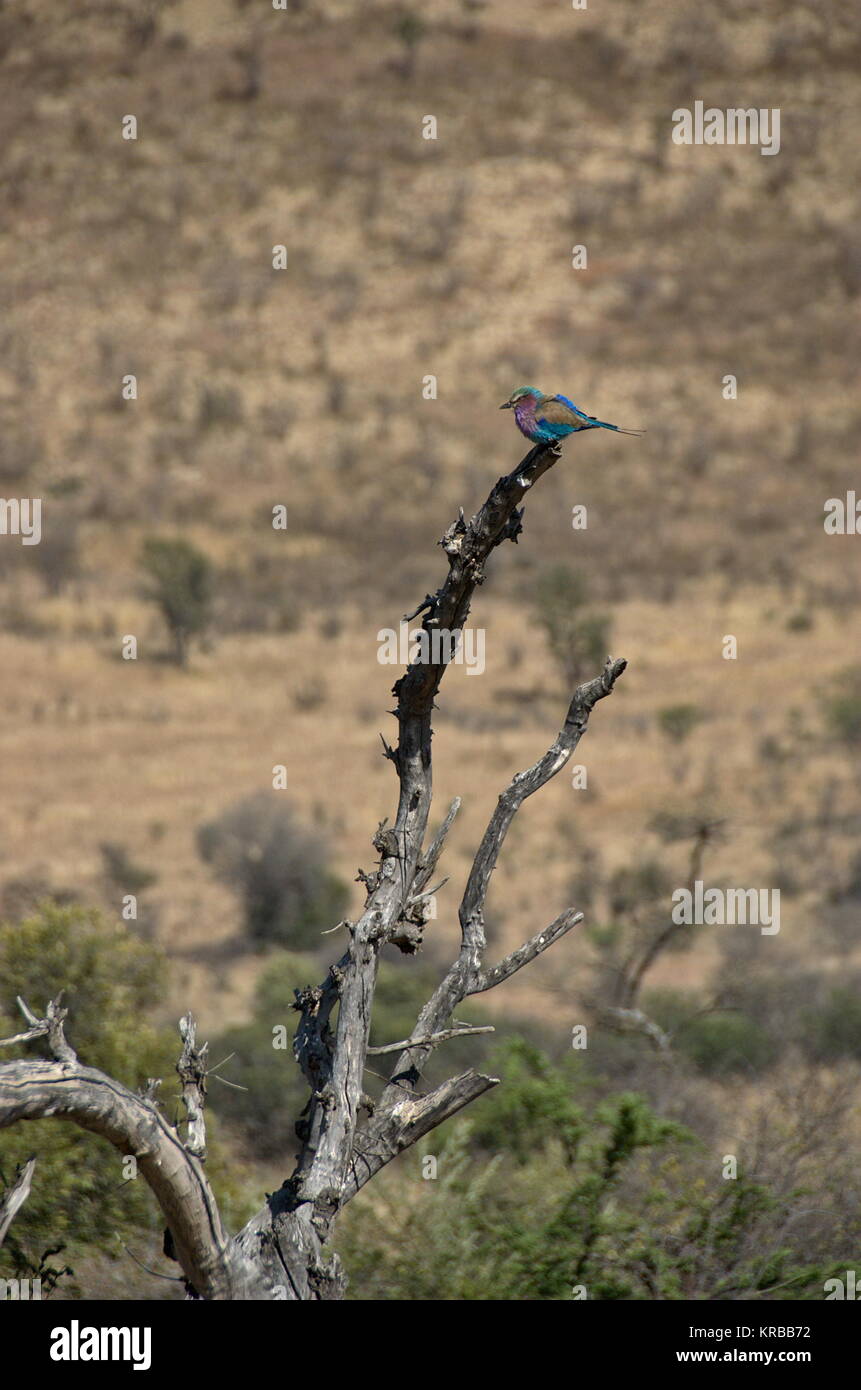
[139,536,213,667]
[197,793,348,949]
[532,567,611,690]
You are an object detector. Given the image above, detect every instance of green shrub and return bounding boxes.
[800,986,861,1062]
[0,905,176,1279]
[0,903,251,1287]
[785,610,813,632]
[465,1039,585,1164]
[657,704,705,744]
[532,566,611,689]
[336,1053,692,1301]
[824,667,861,745]
[197,793,348,948]
[336,1045,839,1301]
[673,1011,778,1076]
[139,535,213,666]
[206,951,318,1159]
[99,842,158,896]
[645,987,781,1076]
[608,859,670,917]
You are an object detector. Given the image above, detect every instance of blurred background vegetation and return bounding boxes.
[0,0,859,1297]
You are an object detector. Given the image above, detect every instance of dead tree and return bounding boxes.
[0,441,626,1299]
[594,814,727,1054]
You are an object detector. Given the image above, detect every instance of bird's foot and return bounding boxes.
[546,440,563,457]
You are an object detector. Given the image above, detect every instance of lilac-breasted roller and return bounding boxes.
[500,386,642,450]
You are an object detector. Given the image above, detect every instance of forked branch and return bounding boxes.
[0,1002,237,1298]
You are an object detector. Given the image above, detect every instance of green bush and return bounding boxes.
[800,986,861,1062]
[608,859,670,917]
[139,535,213,666]
[336,1044,840,1301]
[824,667,861,745]
[336,1050,691,1300]
[785,610,813,632]
[197,793,348,948]
[206,951,321,1159]
[645,987,781,1076]
[843,851,861,901]
[0,905,176,1280]
[657,704,705,744]
[99,841,158,895]
[464,1039,585,1164]
[0,903,250,1287]
[532,566,611,689]
[673,1011,778,1076]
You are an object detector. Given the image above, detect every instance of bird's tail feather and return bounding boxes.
[598,419,645,436]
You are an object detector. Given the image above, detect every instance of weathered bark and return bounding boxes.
[0,1053,236,1298]
[0,439,628,1299]
[0,1156,35,1249]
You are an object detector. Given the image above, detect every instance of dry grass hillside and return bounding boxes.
[0,0,860,1193]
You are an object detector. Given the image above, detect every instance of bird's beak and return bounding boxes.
[499,401,512,410]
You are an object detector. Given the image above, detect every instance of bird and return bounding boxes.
[500,386,643,451]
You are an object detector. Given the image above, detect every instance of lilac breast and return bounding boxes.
[513,399,538,438]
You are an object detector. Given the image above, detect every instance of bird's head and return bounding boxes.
[500,386,542,410]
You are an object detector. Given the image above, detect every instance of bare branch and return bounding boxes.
[412,797,461,894]
[177,1014,208,1161]
[0,1156,36,1249]
[461,656,627,955]
[16,997,39,1027]
[342,1069,500,1203]
[597,1005,673,1054]
[470,909,585,994]
[0,1025,44,1049]
[366,1025,494,1056]
[0,1056,238,1298]
[617,816,725,1009]
[0,994,78,1066]
[379,656,627,1094]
